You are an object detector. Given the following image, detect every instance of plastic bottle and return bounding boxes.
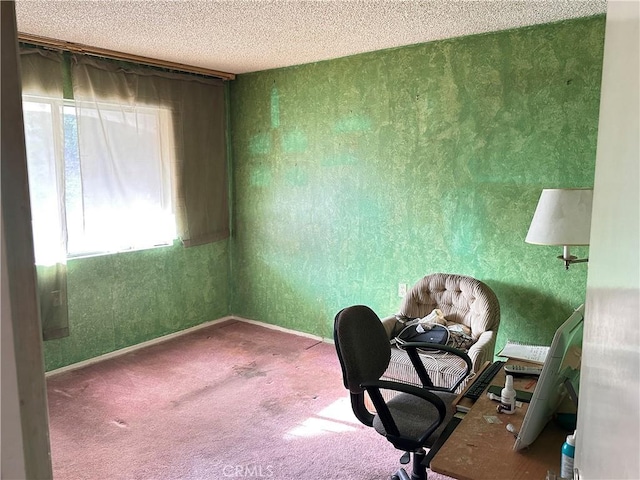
[500,374,516,414]
[560,430,576,479]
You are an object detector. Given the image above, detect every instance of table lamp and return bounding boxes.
[525,188,593,269]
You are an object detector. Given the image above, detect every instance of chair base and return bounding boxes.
[391,469,411,480]
[391,449,427,480]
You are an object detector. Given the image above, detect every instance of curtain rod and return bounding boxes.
[18,32,236,81]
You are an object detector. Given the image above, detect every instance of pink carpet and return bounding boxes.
[46,320,456,479]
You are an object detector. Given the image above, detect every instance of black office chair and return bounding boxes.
[333,305,473,480]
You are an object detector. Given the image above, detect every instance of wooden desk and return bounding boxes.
[431,363,566,480]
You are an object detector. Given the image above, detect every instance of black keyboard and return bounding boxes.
[463,360,505,400]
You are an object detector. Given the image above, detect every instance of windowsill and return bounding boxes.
[66,240,178,261]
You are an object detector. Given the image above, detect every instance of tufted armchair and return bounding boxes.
[380,273,500,392]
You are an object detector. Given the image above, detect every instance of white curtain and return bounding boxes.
[70,55,229,248]
[68,94,176,255]
[21,49,69,339]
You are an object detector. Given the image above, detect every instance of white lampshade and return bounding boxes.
[526,188,593,246]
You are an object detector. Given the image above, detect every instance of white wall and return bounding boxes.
[576,1,640,479]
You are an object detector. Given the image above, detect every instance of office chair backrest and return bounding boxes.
[334,305,391,394]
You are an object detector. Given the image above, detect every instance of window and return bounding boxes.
[23,94,176,258]
[21,49,227,340]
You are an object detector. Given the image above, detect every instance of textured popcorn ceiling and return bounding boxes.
[15,0,607,75]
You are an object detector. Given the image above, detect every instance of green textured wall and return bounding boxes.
[229,17,605,353]
[43,240,229,371]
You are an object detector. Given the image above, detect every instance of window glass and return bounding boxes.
[23,95,176,258]
[23,98,65,265]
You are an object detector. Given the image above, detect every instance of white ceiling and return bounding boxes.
[15,0,607,76]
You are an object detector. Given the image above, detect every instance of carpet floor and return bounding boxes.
[46,319,456,480]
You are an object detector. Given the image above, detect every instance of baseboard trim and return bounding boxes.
[233,316,333,345]
[45,316,332,378]
[45,316,236,378]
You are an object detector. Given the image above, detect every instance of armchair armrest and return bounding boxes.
[380,314,404,339]
[467,330,496,372]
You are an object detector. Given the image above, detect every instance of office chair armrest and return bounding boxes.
[361,379,448,412]
[397,342,473,393]
[361,379,448,443]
